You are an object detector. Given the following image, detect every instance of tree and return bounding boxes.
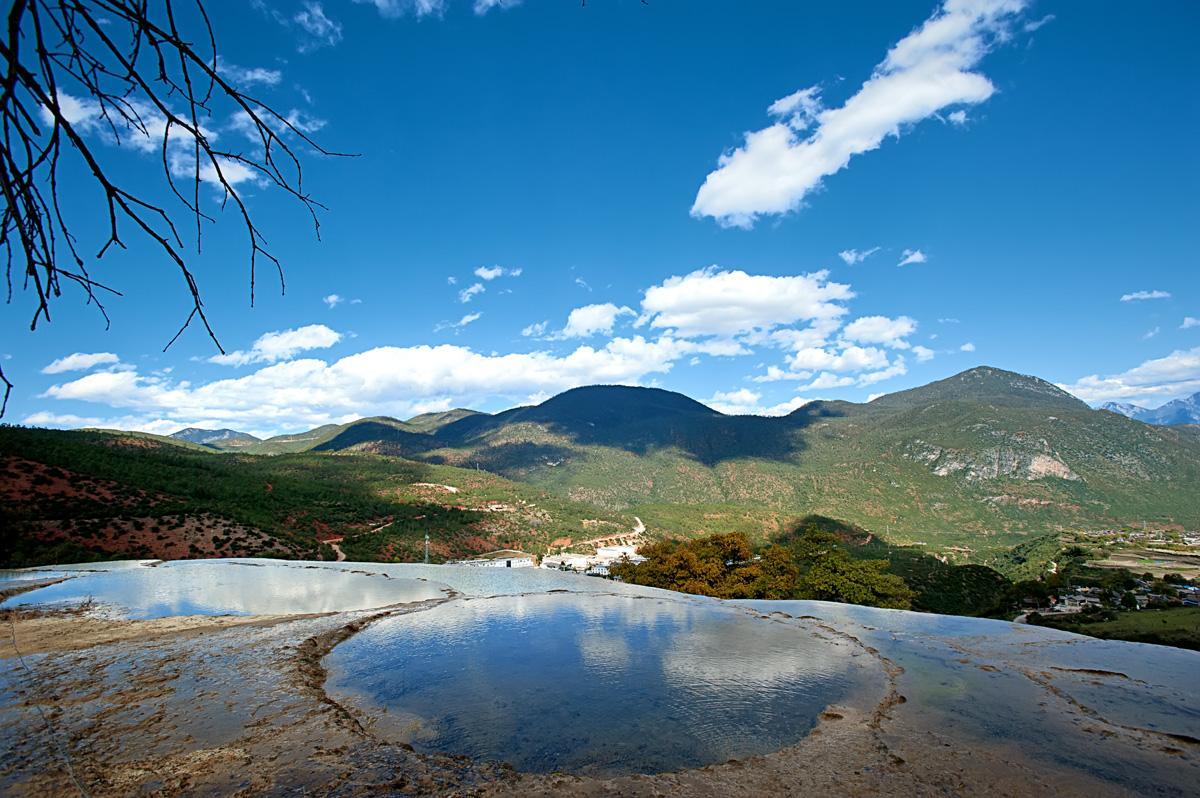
[610,527,915,609]
[794,549,915,609]
[1,0,344,413]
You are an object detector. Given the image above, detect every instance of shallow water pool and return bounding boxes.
[326,592,877,775]
[0,559,448,618]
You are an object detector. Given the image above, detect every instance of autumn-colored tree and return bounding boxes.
[741,545,801,600]
[794,551,914,609]
[612,525,915,610]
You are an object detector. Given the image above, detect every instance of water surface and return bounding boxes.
[326,593,876,775]
[0,559,447,618]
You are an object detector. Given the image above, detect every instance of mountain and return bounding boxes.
[10,366,1200,565]
[402,408,483,433]
[1099,402,1147,419]
[249,366,1200,558]
[170,427,261,450]
[1099,392,1200,426]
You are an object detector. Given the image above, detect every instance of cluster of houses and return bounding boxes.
[1079,528,1200,547]
[540,545,646,576]
[1037,579,1200,615]
[446,544,646,576]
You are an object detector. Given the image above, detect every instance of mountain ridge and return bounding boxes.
[1100,392,1200,426]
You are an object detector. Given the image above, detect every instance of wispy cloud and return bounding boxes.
[221,61,283,87]
[293,2,343,52]
[1059,347,1200,405]
[474,265,522,281]
[458,282,485,303]
[209,324,342,367]
[560,303,636,339]
[1121,290,1171,302]
[1023,13,1055,33]
[1183,317,1199,330]
[42,352,120,375]
[897,249,927,267]
[691,0,1027,227]
[435,312,482,332]
[837,247,880,265]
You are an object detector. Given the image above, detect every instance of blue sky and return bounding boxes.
[5,0,1199,436]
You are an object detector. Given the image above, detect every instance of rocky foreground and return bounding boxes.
[0,560,1197,796]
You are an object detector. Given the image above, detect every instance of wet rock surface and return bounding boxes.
[0,560,1196,796]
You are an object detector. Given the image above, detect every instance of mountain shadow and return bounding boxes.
[433,385,831,465]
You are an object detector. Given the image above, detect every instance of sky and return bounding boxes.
[4,0,1199,437]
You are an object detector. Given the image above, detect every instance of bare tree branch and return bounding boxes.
[0,0,350,415]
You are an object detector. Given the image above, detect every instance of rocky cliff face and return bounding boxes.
[906,440,1081,482]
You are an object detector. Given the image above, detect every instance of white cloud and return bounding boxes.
[1023,14,1055,32]
[938,317,960,324]
[897,248,927,266]
[706,388,762,414]
[1120,290,1171,302]
[1183,317,1199,330]
[857,357,908,385]
[751,365,814,383]
[790,345,890,373]
[522,320,549,337]
[946,109,968,125]
[805,373,857,390]
[841,315,916,349]
[355,0,446,18]
[209,324,342,367]
[1058,347,1200,405]
[474,265,522,281]
[1143,326,1161,340]
[691,0,1026,227]
[574,277,592,292]
[41,352,120,374]
[42,352,120,375]
[435,312,482,332]
[459,282,485,303]
[960,342,976,352]
[41,92,262,188]
[221,62,283,87]
[837,247,880,265]
[561,303,636,339]
[294,2,343,51]
[705,388,815,417]
[640,267,853,338]
[323,294,344,309]
[912,345,936,362]
[447,276,458,285]
[40,336,709,435]
[474,0,522,14]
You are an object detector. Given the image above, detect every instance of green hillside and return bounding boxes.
[371,368,1200,559]
[7,366,1198,572]
[0,426,631,568]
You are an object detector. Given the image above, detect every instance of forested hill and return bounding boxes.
[6,366,1200,566]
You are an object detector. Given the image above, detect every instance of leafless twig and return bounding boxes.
[0,0,349,414]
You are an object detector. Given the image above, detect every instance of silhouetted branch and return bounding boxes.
[0,0,349,414]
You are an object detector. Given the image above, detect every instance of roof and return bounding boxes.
[466,549,534,561]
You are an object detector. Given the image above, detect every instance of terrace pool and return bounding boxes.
[0,559,447,618]
[325,592,879,775]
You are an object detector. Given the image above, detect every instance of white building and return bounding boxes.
[541,553,594,571]
[541,544,646,575]
[447,550,535,569]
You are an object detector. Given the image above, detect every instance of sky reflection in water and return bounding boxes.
[326,593,870,775]
[0,559,446,618]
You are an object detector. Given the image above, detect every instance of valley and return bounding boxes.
[3,366,1198,634]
